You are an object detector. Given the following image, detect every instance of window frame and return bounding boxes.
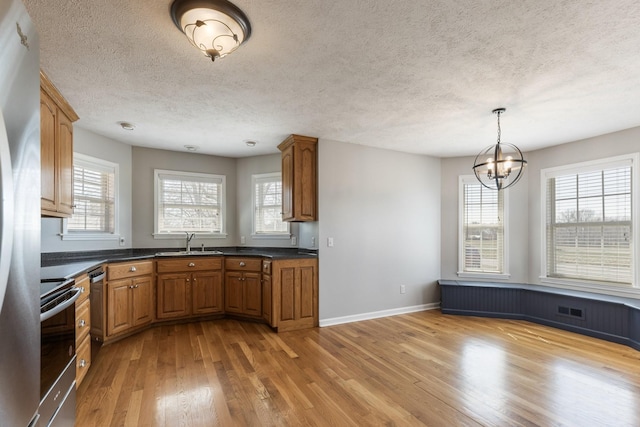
[540,153,639,294]
[457,175,510,279]
[251,172,290,239]
[153,169,227,239]
[61,153,119,241]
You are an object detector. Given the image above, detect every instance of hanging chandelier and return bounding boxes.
[170,0,252,62]
[472,108,527,190]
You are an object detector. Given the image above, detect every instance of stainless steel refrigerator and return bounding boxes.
[0,0,41,425]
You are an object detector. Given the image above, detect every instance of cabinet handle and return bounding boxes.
[78,319,86,328]
[186,278,190,282]
[79,359,87,368]
[134,284,139,288]
[80,286,85,293]
[193,278,197,282]
[239,262,246,267]
[188,262,195,267]
[129,285,134,289]
[129,266,137,272]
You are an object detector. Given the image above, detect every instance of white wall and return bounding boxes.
[235,154,300,247]
[131,146,237,248]
[41,127,133,253]
[318,139,441,322]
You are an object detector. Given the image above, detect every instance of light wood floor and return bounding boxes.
[76,311,640,426]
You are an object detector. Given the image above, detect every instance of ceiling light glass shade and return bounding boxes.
[171,0,251,61]
[472,108,527,190]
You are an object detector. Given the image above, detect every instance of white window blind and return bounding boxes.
[460,178,505,274]
[545,163,633,285]
[253,173,288,235]
[155,170,225,234]
[68,155,116,233]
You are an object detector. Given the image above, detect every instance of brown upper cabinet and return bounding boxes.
[278,134,318,222]
[40,71,78,218]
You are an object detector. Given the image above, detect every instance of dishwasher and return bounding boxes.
[88,266,105,342]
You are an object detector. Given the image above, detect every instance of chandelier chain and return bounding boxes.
[496,111,501,145]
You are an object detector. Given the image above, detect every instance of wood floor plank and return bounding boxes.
[78,311,640,426]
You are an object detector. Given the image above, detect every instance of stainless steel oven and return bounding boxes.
[40,278,80,427]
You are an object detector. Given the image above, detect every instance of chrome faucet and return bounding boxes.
[185,232,195,252]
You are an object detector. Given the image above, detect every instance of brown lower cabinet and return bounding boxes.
[91,256,317,346]
[267,258,319,332]
[224,257,262,318]
[156,257,223,319]
[105,261,154,338]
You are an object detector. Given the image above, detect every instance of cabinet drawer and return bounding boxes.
[225,257,262,272]
[76,334,91,387]
[75,298,90,344]
[75,274,90,305]
[262,260,272,275]
[108,261,153,280]
[156,257,222,273]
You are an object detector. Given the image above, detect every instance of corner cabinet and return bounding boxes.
[266,258,318,332]
[40,71,78,218]
[278,134,318,221]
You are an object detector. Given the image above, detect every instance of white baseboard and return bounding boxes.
[319,302,440,327]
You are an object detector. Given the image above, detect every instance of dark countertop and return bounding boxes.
[41,247,318,281]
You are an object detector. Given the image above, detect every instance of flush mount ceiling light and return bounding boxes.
[184,145,199,151]
[118,122,135,131]
[245,140,256,147]
[472,108,527,190]
[170,0,251,62]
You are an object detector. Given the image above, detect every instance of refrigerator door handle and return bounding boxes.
[0,111,14,314]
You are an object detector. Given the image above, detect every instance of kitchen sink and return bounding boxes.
[155,250,224,257]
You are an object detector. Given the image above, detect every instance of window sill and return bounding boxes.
[60,233,120,241]
[539,276,640,299]
[251,233,291,240]
[152,233,228,239]
[457,272,511,280]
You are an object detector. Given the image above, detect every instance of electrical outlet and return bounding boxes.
[119,237,125,247]
[240,236,246,244]
[327,237,334,247]
[400,285,406,294]
[291,236,297,245]
[311,237,316,247]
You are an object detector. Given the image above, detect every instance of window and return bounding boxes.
[64,153,118,240]
[252,173,289,236]
[458,176,508,278]
[154,169,226,236]
[542,154,638,288]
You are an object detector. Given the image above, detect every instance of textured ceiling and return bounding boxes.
[22,0,640,158]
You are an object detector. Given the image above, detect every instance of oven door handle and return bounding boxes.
[40,287,81,322]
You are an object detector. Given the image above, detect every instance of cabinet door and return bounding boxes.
[107,278,132,336]
[157,273,190,319]
[224,272,243,314]
[262,274,272,324]
[296,142,317,220]
[131,275,153,327]
[192,271,223,315]
[243,272,262,317]
[40,91,57,212]
[275,260,318,332]
[280,144,294,221]
[56,111,74,216]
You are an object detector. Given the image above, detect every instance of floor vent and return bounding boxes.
[558,305,584,319]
